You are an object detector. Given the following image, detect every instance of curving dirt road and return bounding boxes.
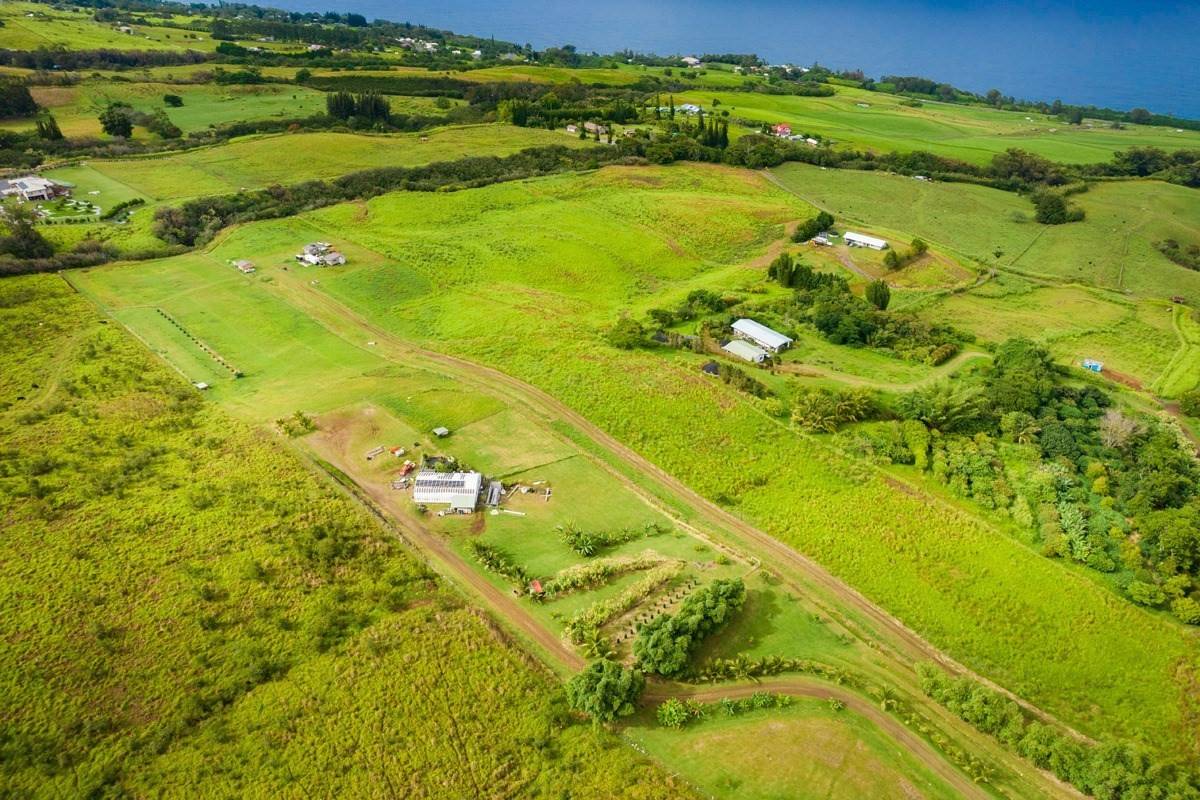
[644,678,991,800]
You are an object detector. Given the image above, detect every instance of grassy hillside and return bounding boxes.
[674,85,1200,164]
[70,163,1200,758]
[769,162,1200,302]
[0,274,693,799]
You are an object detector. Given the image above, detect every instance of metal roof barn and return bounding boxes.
[731,318,793,352]
[844,231,889,250]
[722,339,769,363]
[413,470,482,511]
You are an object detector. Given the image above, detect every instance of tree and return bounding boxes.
[144,109,181,139]
[294,68,312,83]
[605,316,645,349]
[0,202,54,260]
[1128,107,1152,124]
[883,249,902,270]
[98,103,133,138]
[0,83,38,118]
[34,112,62,141]
[910,237,929,256]
[988,338,1057,414]
[865,279,890,310]
[162,93,183,107]
[325,91,356,120]
[566,660,644,722]
[1180,390,1200,418]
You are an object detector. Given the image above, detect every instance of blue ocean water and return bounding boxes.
[266,0,1200,119]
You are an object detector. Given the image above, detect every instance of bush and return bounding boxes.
[656,698,689,729]
[1179,390,1200,418]
[163,94,183,107]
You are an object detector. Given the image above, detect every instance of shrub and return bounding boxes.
[633,578,746,677]
[656,698,689,729]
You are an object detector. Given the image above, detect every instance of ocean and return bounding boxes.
[264,0,1200,119]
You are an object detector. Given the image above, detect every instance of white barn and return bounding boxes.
[844,231,889,250]
[731,318,793,353]
[412,470,482,512]
[722,339,769,364]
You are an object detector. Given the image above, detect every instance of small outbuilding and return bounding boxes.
[432,426,450,438]
[844,231,889,250]
[1082,359,1104,373]
[722,339,769,364]
[233,259,255,274]
[732,318,793,352]
[413,470,482,512]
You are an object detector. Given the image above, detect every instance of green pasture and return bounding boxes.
[0,2,214,52]
[259,164,1197,755]
[769,163,1200,303]
[47,125,588,203]
[674,83,1200,164]
[630,698,962,800]
[4,82,328,138]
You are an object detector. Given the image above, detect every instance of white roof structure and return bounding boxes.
[723,340,769,363]
[1,176,62,201]
[844,231,889,250]
[732,318,793,352]
[413,470,482,511]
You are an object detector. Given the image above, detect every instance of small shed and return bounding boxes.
[233,259,255,274]
[432,426,450,438]
[1082,359,1103,373]
[485,480,504,507]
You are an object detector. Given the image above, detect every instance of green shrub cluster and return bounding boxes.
[633,578,746,677]
[468,540,529,585]
[563,563,685,644]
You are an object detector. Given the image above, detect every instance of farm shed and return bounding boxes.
[732,318,793,352]
[413,470,482,511]
[485,480,504,507]
[233,259,255,274]
[844,231,889,250]
[432,426,450,438]
[722,339,769,364]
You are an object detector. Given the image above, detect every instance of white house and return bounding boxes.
[722,339,769,364]
[412,470,482,512]
[844,231,889,250]
[731,318,793,353]
[1,176,69,202]
[681,56,702,67]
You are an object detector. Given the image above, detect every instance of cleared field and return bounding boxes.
[769,163,1200,303]
[3,82,328,138]
[47,126,590,202]
[676,84,1200,164]
[631,700,961,800]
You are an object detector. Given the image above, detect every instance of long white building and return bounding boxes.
[412,470,482,511]
[844,231,889,250]
[731,318,793,352]
[722,339,769,364]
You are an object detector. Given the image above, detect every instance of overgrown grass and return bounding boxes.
[0,274,692,799]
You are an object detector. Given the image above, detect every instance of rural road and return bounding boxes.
[644,679,991,800]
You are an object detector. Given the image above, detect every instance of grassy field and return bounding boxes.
[0,2,216,52]
[0,274,699,799]
[70,163,1200,760]
[675,84,1200,164]
[38,125,589,256]
[769,163,1200,303]
[2,82,329,138]
[47,125,588,202]
[631,699,962,800]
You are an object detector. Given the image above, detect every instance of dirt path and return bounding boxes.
[644,679,991,800]
[262,271,1087,747]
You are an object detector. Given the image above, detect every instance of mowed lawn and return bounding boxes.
[675,85,1200,164]
[631,699,962,800]
[47,125,590,202]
